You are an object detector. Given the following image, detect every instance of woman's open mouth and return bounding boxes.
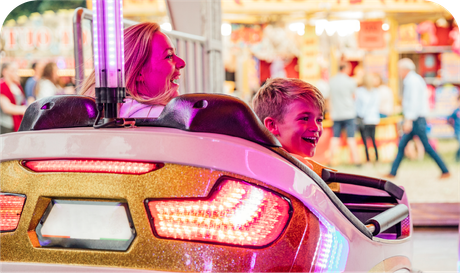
[171,75,181,85]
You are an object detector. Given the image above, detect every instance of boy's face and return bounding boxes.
[271,99,323,158]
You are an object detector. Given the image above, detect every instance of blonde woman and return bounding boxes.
[80,22,186,118]
[36,62,60,100]
[356,73,380,162]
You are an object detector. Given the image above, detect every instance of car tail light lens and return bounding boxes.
[23,160,163,175]
[0,193,26,232]
[145,177,291,247]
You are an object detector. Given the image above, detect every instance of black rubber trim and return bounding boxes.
[269,147,373,239]
[322,170,405,200]
[334,193,397,204]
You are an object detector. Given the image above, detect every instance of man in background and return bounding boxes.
[328,62,360,166]
[386,58,450,178]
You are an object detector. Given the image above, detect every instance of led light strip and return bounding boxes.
[92,0,125,88]
[310,210,349,272]
[23,160,163,175]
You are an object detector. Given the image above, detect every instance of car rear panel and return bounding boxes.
[1,160,320,272]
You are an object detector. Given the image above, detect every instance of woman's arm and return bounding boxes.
[0,95,27,115]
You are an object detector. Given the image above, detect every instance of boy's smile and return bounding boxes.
[272,99,323,158]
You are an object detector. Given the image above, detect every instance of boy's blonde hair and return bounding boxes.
[252,78,325,123]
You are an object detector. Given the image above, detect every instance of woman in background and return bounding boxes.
[36,62,60,100]
[0,62,27,133]
[356,73,380,163]
[80,22,186,118]
[374,73,394,118]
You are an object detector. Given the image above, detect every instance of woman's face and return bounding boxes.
[142,32,186,98]
[4,64,20,84]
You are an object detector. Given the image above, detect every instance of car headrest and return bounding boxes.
[151,93,281,147]
[18,95,97,131]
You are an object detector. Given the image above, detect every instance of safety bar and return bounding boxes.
[365,204,409,236]
[321,169,405,200]
[73,7,207,94]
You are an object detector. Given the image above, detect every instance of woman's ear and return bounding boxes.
[264,117,279,136]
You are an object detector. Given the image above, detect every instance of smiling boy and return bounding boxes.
[253,78,325,169]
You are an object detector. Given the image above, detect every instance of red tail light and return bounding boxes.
[23,160,163,175]
[145,177,291,247]
[0,193,26,232]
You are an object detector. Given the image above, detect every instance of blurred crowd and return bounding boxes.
[0,61,76,134]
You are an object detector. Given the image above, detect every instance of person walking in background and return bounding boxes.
[374,73,394,118]
[386,58,450,178]
[356,73,380,163]
[0,63,27,133]
[448,95,460,162]
[24,61,44,105]
[35,62,60,100]
[329,62,360,166]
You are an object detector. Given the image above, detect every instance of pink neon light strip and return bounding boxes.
[23,160,162,175]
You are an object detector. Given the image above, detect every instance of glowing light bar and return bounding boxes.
[92,0,125,88]
[23,160,163,175]
[146,178,291,247]
[0,193,26,232]
[311,212,349,272]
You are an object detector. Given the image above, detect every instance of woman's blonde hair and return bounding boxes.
[362,73,374,91]
[80,22,176,105]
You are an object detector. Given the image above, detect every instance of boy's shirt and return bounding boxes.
[288,152,314,170]
[449,108,460,135]
[288,152,340,192]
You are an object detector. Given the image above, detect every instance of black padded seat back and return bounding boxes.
[18,94,280,147]
[151,93,281,147]
[18,95,97,131]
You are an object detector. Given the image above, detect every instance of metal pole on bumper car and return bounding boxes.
[92,0,126,128]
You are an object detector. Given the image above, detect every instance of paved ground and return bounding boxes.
[412,227,459,273]
[336,139,460,203]
[335,140,459,272]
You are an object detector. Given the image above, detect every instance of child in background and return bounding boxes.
[252,78,325,170]
[448,95,460,162]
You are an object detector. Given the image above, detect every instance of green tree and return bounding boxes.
[4,1,42,23]
[4,0,87,23]
[37,0,87,14]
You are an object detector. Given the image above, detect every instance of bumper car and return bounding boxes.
[0,93,412,272]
